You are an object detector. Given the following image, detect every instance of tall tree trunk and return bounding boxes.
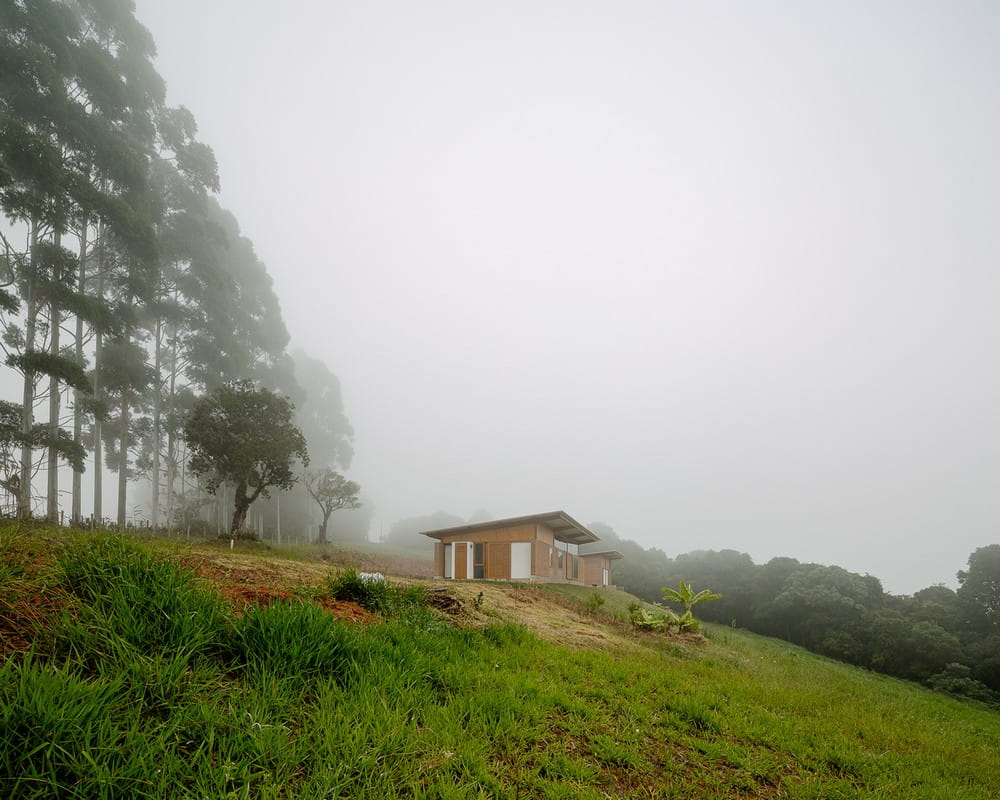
[45,303,60,521]
[165,309,178,531]
[92,329,102,524]
[117,390,129,528]
[151,315,162,528]
[92,219,105,525]
[45,231,61,523]
[18,220,39,520]
[71,220,88,524]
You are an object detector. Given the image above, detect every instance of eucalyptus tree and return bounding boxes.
[291,349,354,470]
[0,0,164,521]
[136,106,218,527]
[183,200,292,394]
[1,0,85,518]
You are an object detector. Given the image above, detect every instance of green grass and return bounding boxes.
[540,582,653,620]
[1,527,997,798]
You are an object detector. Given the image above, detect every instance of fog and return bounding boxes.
[126,0,1000,594]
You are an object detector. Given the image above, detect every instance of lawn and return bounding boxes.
[1,528,997,798]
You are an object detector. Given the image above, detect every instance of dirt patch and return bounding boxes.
[428,582,648,652]
[425,587,466,614]
[314,596,373,623]
[185,553,326,590]
[209,576,374,623]
[0,587,72,657]
[219,584,300,611]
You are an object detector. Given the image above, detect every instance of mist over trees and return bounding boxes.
[586,526,1000,703]
[0,0,359,536]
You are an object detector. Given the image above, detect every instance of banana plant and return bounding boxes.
[661,580,722,616]
[628,603,680,631]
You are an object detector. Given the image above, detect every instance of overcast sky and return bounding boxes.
[130,0,1000,594]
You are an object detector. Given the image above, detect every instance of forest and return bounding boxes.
[583,525,1000,705]
[0,0,361,538]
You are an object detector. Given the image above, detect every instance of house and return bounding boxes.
[421,510,622,587]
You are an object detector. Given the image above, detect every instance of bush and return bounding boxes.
[926,663,999,705]
[585,592,607,614]
[325,568,427,616]
[326,568,392,610]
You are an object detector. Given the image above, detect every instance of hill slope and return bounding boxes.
[1,528,998,799]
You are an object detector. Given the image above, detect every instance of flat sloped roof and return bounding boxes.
[580,550,624,560]
[420,510,600,545]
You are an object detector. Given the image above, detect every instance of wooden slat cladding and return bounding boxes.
[434,543,444,577]
[582,554,608,586]
[534,524,555,545]
[434,524,536,545]
[532,540,551,578]
[486,543,511,579]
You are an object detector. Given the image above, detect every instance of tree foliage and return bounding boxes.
[958,545,1000,627]
[588,524,1000,704]
[183,380,308,534]
[304,467,361,545]
[0,1,337,529]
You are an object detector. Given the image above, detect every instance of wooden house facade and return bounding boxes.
[422,511,622,587]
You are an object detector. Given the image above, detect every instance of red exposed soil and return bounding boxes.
[218,583,373,623]
[314,596,372,623]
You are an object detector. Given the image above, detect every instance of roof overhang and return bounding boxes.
[580,550,624,560]
[420,510,600,545]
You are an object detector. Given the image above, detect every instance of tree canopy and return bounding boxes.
[305,467,361,545]
[183,380,308,535]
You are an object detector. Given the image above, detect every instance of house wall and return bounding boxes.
[532,524,555,580]
[430,522,594,585]
[433,524,536,545]
[434,543,444,578]
[582,555,609,587]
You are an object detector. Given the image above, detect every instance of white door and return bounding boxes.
[510,542,531,580]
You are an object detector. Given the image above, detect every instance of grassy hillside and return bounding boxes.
[1,526,998,799]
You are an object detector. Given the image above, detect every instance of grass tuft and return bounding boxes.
[56,534,229,668]
[230,599,356,685]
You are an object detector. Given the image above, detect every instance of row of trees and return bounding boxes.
[587,525,1000,703]
[0,0,359,538]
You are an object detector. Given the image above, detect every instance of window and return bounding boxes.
[473,542,485,579]
[570,555,578,580]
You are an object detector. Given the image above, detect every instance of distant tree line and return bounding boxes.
[0,0,358,537]
[586,525,1000,704]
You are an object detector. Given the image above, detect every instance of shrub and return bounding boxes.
[585,592,606,615]
[926,663,999,705]
[628,602,679,631]
[326,568,392,611]
[325,568,428,617]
